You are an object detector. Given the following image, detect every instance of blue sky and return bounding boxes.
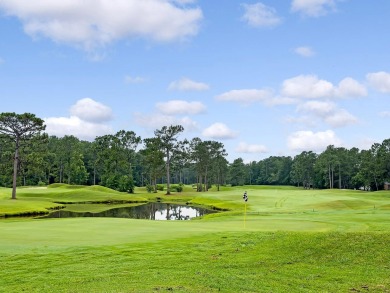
[0,0,389,162]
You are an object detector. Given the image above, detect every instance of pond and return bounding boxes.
[38,202,216,220]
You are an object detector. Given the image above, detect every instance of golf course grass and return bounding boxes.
[1,185,390,292]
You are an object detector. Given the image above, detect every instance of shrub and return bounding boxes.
[118,175,135,193]
[38,181,46,187]
[156,184,164,191]
[146,184,154,193]
[176,185,183,192]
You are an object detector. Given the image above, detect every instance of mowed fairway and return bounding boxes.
[1,185,390,292]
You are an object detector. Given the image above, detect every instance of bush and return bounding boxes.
[38,181,46,187]
[102,174,135,193]
[171,184,183,192]
[146,184,154,193]
[156,184,164,191]
[118,175,135,193]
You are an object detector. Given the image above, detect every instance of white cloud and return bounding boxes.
[242,3,282,28]
[134,112,198,131]
[281,75,367,100]
[45,116,113,140]
[298,100,335,116]
[215,89,273,105]
[291,0,338,17]
[0,0,202,50]
[236,142,268,153]
[281,75,335,99]
[168,78,209,91]
[44,98,114,140]
[297,100,357,127]
[366,71,390,93]
[336,77,367,98]
[217,75,365,108]
[124,75,146,84]
[202,123,238,139]
[70,98,113,123]
[294,46,315,57]
[287,130,342,152]
[156,100,206,115]
[324,109,358,127]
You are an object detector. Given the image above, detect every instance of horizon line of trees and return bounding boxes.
[1,112,390,196]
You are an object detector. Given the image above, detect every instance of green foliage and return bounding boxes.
[170,183,183,192]
[145,184,154,193]
[1,111,390,194]
[117,175,135,193]
[37,181,46,187]
[156,184,164,191]
[229,158,246,186]
[0,112,46,199]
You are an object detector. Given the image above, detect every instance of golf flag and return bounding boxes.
[243,191,248,228]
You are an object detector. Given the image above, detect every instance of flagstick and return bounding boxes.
[244,202,247,229]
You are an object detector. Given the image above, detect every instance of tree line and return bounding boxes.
[244,141,390,191]
[1,112,389,199]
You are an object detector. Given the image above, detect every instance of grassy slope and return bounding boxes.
[1,185,390,292]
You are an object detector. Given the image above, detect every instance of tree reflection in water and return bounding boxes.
[39,203,216,220]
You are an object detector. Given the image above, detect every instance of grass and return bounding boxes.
[1,185,390,292]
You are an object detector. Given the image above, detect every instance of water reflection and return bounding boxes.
[39,203,215,220]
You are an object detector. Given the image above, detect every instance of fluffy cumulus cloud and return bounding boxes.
[133,112,198,131]
[168,78,209,91]
[336,77,367,98]
[45,98,114,140]
[294,46,315,57]
[202,123,238,139]
[215,89,273,105]
[241,2,282,28]
[291,0,338,17]
[298,100,335,116]
[156,100,206,115]
[45,116,113,140]
[216,75,366,108]
[281,75,366,100]
[236,142,268,153]
[297,100,358,127]
[70,98,113,123]
[0,0,202,50]
[287,130,342,152]
[324,109,358,127]
[281,75,335,99]
[366,71,390,93]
